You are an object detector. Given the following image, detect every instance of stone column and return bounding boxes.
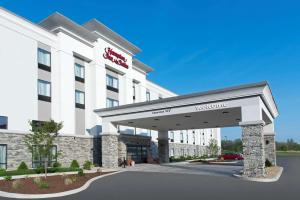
[101,134,119,168]
[240,121,266,177]
[264,134,276,166]
[158,131,169,163]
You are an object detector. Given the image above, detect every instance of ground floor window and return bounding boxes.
[0,144,7,169]
[0,116,8,129]
[127,145,148,163]
[32,145,57,168]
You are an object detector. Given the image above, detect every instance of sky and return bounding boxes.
[1,0,299,142]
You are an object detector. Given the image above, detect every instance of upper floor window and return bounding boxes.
[38,48,51,72]
[106,98,119,108]
[193,133,196,144]
[75,63,85,83]
[186,133,189,143]
[133,84,136,101]
[0,116,8,129]
[75,90,85,109]
[106,75,119,92]
[38,80,51,102]
[146,91,150,102]
[180,132,184,143]
[170,131,174,142]
[0,144,7,169]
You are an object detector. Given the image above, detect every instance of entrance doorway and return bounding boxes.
[127,145,148,163]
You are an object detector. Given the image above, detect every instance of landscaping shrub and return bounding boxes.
[53,162,61,168]
[70,160,80,169]
[4,175,12,181]
[0,167,79,177]
[12,179,23,189]
[33,177,42,185]
[64,177,73,186]
[38,181,49,189]
[83,161,92,170]
[17,162,28,171]
[265,159,272,167]
[78,168,84,176]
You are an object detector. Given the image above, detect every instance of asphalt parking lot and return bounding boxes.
[0,156,299,200]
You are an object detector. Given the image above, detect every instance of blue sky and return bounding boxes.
[1,0,299,142]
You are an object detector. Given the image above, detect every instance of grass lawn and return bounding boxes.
[276,151,300,156]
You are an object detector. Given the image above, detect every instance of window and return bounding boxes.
[133,84,136,101]
[106,98,119,108]
[75,90,85,109]
[170,131,174,142]
[146,91,150,102]
[0,144,7,169]
[181,148,184,157]
[180,132,183,143]
[0,116,8,129]
[38,80,51,102]
[193,133,196,145]
[106,75,119,92]
[170,148,174,157]
[32,145,57,168]
[75,63,85,83]
[186,133,189,143]
[38,48,51,71]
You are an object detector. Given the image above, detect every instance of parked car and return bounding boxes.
[219,153,244,160]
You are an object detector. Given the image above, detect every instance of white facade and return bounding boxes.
[0,7,220,149]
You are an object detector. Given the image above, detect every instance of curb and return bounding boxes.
[233,167,283,182]
[0,171,124,199]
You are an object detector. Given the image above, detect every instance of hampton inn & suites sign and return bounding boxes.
[103,47,129,69]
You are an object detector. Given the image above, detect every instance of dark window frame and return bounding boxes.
[37,48,51,72]
[32,145,57,168]
[0,116,8,129]
[106,98,119,108]
[74,63,85,83]
[0,144,7,169]
[38,79,51,102]
[106,74,119,92]
[75,90,85,109]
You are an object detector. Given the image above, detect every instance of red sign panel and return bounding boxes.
[103,47,128,69]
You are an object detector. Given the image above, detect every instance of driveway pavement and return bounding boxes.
[122,161,243,177]
[0,156,298,200]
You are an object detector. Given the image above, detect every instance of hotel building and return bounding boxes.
[0,7,220,169]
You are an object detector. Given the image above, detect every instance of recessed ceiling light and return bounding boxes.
[203,121,208,124]
[152,126,157,128]
[185,115,191,118]
[176,123,180,126]
[154,118,160,121]
[222,111,229,114]
[236,118,241,121]
[128,122,134,124]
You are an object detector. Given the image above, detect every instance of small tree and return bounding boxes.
[24,120,63,178]
[208,139,219,157]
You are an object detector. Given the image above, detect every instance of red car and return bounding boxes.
[219,153,244,160]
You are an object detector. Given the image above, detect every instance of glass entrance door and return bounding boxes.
[127,145,148,163]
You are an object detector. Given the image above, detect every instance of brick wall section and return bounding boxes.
[0,132,100,170]
[264,134,276,166]
[241,124,266,177]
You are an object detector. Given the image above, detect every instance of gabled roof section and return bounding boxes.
[39,12,98,43]
[83,19,141,55]
[132,59,154,74]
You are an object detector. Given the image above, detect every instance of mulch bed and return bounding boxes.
[0,172,112,194]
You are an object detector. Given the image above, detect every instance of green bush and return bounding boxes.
[265,159,272,167]
[0,167,79,177]
[17,162,28,171]
[53,162,61,168]
[4,175,12,181]
[83,161,92,170]
[38,181,49,189]
[78,168,84,176]
[70,160,80,169]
